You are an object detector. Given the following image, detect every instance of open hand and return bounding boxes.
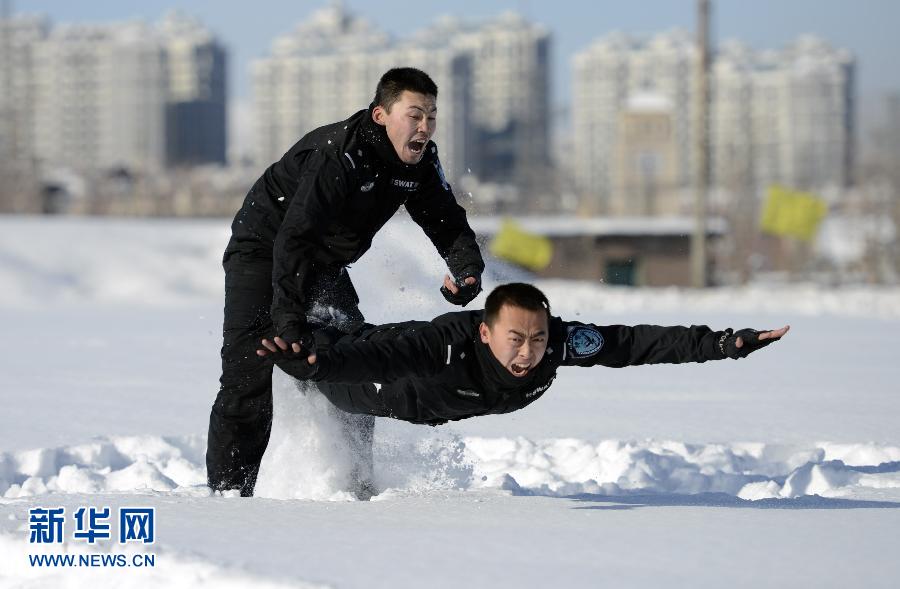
[722,325,790,359]
[735,325,790,349]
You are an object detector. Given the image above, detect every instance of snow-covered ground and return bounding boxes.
[1,215,898,588]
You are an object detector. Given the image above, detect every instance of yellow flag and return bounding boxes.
[489,219,554,271]
[760,185,828,242]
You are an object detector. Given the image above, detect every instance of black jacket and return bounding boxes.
[286,311,727,425]
[224,108,484,337]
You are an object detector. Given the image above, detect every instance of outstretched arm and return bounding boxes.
[257,323,447,384]
[559,321,789,368]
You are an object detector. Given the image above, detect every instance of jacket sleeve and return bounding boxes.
[404,154,485,279]
[270,153,350,337]
[558,321,726,368]
[312,322,448,384]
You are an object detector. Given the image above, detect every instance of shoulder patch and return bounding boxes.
[566,326,604,358]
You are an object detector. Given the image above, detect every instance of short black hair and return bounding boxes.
[374,68,438,112]
[483,283,551,327]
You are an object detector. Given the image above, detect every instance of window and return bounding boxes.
[605,259,637,286]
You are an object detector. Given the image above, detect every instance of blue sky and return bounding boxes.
[17,0,900,125]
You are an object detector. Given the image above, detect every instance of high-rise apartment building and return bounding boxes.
[612,93,681,216]
[253,5,549,189]
[33,22,168,175]
[252,5,391,168]
[0,15,49,172]
[574,31,855,215]
[8,13,226,177]
[414,13,551,187]
[159,11,228,167]
[573,30,697,215]
[876,93,900,169]
[253,4,472,180]
[713,36,854,193]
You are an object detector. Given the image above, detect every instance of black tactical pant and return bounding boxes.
[206,260,369,496]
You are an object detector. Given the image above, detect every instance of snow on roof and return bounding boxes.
[467,215,728,237]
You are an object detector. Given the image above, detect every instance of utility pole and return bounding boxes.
[691,0,711,287]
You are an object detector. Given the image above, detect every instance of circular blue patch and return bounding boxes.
[567,327,604,358]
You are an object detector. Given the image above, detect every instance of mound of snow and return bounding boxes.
[4,423,899,503]
[1,435,207,499]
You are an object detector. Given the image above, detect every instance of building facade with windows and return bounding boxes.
[159,11,228,167]
[574,31,855,215]
[6,12,226,178]
[0,15,49,174]
[33,22,168,175]
[573,30,697,215]
[253,5,550,190]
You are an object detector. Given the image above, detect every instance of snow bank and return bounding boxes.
[0,216,525,315]
[0,435,208,499]
[2,216,900,320]
[0,217,230,308]
[3,430,898,503]
[465,437,900,500]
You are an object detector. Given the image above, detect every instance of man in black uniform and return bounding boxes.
[209,67,484,496]
[258,283,789,427]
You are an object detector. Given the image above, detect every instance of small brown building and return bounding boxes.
[470,216,726,287]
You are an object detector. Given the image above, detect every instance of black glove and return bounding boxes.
[275,353,319,380]
[718,328,780,359]
[262,337,318,380]
[276,323,315,358]
[440,274,482,307]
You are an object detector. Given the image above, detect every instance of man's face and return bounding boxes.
[372,91,437,164]
[479,304,549,378]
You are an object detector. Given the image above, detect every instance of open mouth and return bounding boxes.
[407,139,426,155]
[510,363,530,376]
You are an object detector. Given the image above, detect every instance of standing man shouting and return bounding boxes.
[208,68,485,496]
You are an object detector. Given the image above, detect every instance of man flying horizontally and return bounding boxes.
[257,282,788,429]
